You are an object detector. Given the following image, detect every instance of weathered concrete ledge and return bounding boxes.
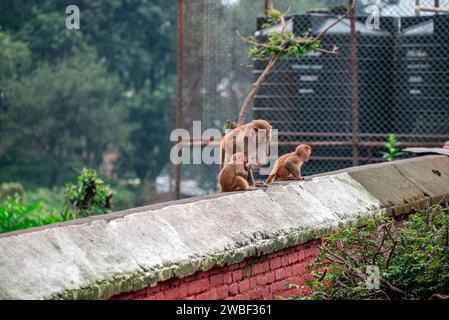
[0,155,448,300]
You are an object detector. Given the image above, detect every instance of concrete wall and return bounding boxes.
[0,155,448,300]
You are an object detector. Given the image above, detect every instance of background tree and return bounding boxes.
[0,0,176,206]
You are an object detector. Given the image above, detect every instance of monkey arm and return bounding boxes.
[233,176,256,191]
[235,165,248,179]
[284,158,301,178]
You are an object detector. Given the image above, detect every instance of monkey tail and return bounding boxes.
[265,174,276,184]
[220,145,225,170]
[265,161,278,184]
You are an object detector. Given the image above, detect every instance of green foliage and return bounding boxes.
[297,204,449,300]
[64,168,115,218]
[379,133,404,161]
[0,194,68,233]
[0,31,30,83]
[2,51,129,187]
[24,187,65,211]
[0,0,175,189]
[247,8,320,61]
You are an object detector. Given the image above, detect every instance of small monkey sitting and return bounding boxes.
[219,153,257,192]
[265,144,312,184]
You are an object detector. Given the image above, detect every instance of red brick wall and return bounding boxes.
[111,239,320,300]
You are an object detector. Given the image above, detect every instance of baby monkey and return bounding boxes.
[265,144,312,184]
[219,153,257,192]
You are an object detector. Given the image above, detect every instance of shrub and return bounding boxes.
[296,204,449,300]
[63,168,115,218]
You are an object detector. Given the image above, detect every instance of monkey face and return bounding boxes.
[296,144,312,161]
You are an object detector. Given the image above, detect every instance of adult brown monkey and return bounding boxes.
[220,119,272,186]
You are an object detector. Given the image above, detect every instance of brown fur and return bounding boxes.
[220,119,272,170]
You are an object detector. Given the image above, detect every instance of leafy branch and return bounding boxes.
[236,4,354,124]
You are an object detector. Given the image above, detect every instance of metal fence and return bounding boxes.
[175,0,449,198]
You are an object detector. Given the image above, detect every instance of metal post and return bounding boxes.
[349,0,359,166]
[175,0,184,199]
[415,0,421,16]
[264,0,273,15]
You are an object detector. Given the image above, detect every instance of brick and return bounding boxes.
[239,279,250,292]
[232,270,243,282]
[178,283,189,299]
[297,250,306,262]
[229,283,239,295]
[252,261,270,275]
[199,288,218,300]
[234,292,251,300]
[256,274,269,286]
[145,286,159,296]
[306,246,318,257]
[267,272,276,284]
[281,255,290,267]
[269,257,282,270]
[210,274,223,286]
[284,265,293,278]
[157,282,170,291]
[292,263,307,276]
[188,278,210,295]
[250,287,263,300]
[153,292,166,300]
[170,279,181,287]
[288,253,299,265]
[164,288,181,300]
[275,268,286,280]
[249,277,258,289]
[216,286,230,299]
[261,287,271,300]
[223,272,233,284]
[270,281,287,294]
[227,263,240,271]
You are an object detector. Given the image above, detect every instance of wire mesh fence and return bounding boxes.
[176,0,449,197]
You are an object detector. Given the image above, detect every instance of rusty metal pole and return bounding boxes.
[264,0,273,15]
[349,0,359,166]
[175,0,184,199]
